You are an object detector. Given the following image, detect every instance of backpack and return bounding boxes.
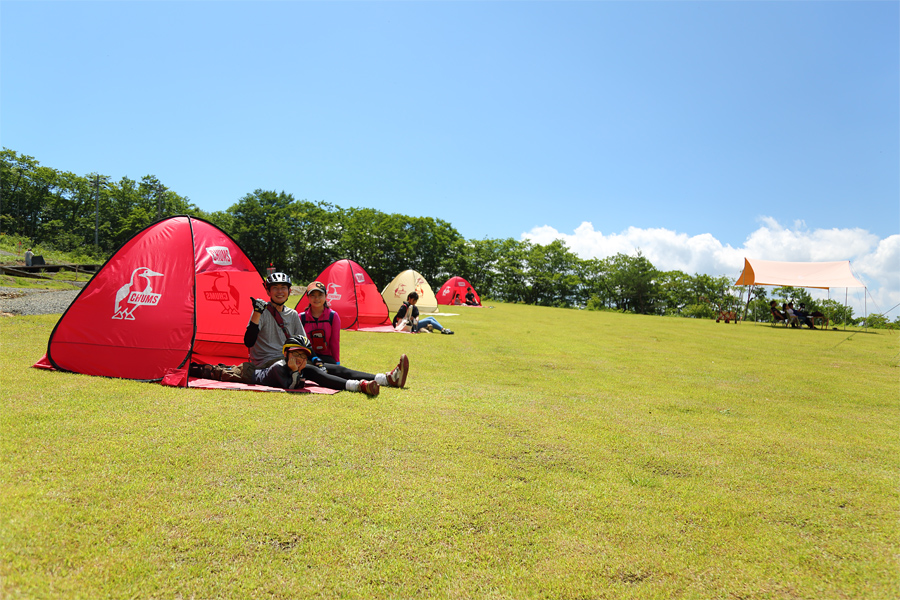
[301,309,335,355]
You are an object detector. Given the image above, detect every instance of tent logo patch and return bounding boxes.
[393,283,407,298]
[354,273,365,284]
[205,246,233,266]
[205,272,240,314]
[113,267,164,320]
[326,283,342,301]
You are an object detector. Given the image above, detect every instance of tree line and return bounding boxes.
[1,148,874,325]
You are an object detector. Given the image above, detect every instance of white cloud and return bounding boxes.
[522,218,900,318]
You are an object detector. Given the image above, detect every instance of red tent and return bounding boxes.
[36,216,267,382]
[437,276,481,306]
[295,259,394,331]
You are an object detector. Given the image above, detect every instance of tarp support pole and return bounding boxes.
[741,286,752,323]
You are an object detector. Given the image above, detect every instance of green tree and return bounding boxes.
[743,286,774,322]
[492,238,530,302]
[227,190,295,275]
[860,313,894,329]
[403,216,463,285]
[819,299,854,325]
[771,286,816,308]
[606,251,659,314]
[522,240,581,307]
[285,200,340,282]
[0,149,61,242]
[443,237,510,301]
[689,274,740,318]
[658,270,695,315]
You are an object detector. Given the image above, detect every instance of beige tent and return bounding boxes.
[735,258,865,289]
[381,269,439,314]
[735,258,867,323]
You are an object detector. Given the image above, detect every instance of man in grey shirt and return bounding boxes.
[243,272,306,368]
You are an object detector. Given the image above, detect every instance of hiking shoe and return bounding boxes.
[441,329,454,335]
[387,354,409,388]
[359,380,380,396]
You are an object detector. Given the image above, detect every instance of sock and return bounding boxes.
[345,379,360,392]
[375,373,388,386]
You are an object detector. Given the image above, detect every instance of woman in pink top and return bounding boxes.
[299,281,343,364]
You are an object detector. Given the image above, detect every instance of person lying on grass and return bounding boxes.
[245,273,409,394]
[254,336,408,396]
[392,291,454,334]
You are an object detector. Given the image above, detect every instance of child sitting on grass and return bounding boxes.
[254,336,406,395]
[244,273,409,395]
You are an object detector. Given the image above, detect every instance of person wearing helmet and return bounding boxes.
[254,335,392,396]
[253,336,315,390]
[244,272,410,392]
[244,272,306,368]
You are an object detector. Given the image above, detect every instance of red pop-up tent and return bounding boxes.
[295,259,394,331]
[35,216,267,382]
[437,276,481,306]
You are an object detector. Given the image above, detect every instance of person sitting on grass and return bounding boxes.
[801,302,825,326]
[769,300,788,324]
[245,272,306,369]
[393,291,454,334]
[254,336,408,395]
[465,287,479,306]
[190,271,409,391]
[253,335,316,390]
[788,302,816,329]
[298,281,342,364]
[782,303,801,328]
[245,274,409,393]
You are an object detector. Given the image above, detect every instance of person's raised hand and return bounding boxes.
[251,297,268,313]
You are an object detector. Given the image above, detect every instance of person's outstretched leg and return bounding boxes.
[303,365,379,396]
[326,358,409,389]
[326,364,375,380]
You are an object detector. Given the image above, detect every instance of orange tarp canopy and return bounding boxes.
[735,258,865,289]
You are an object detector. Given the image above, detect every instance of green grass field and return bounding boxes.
[2,302,897,599]
[0,272,92,291]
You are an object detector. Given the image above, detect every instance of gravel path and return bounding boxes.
[0,286,82,316]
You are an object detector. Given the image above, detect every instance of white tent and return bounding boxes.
[735,258,867,324]
[735,259,865,289]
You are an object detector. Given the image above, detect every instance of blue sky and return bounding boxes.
[2,1,898,315]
